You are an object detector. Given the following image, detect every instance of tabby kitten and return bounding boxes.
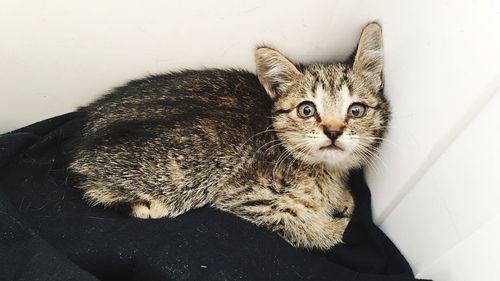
[69,23,389,250]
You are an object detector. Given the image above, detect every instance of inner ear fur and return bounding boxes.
[353,23,384,90]
[255,47,301,99]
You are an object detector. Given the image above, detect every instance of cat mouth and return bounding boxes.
[319,143,344,151]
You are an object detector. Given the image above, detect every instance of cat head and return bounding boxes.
[255,23,390,170]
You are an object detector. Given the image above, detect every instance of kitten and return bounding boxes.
[68,23,390,250]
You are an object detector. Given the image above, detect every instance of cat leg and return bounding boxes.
[148,200,171,218]
[292,215,350,250]
[330,188,355,218]
[217,199,351,249]
[278,216,350,250]
[131,202,151,219]
[131,199,170,219]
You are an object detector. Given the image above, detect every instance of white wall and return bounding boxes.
[1,1,499,280]
[382,91,500,280]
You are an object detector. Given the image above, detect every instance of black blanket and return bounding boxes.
[0,113,428,281]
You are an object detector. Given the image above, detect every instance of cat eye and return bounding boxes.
[348,103,367,118]
[297,102,316,118]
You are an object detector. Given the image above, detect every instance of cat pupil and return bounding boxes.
[352,107,359,116]
[304,106,312,116]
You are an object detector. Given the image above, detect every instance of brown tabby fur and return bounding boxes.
[68,23,390,250]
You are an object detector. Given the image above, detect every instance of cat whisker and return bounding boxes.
[355,145,386,175]
[262,141,285,154]
[272,141,308,180]
[283,144,310,177]
[241,126,283,147]
[351,135,400,150]
[355,148,379,174]
[291,145,315,182]
[256,139,282,153]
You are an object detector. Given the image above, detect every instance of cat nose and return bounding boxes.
[323,127,343,142]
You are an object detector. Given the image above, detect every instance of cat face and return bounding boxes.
[256,23,390,169]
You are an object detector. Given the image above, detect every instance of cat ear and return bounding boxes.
[353,23,384,90]
[255,47,301,99]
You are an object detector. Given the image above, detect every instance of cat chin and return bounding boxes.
[322,159,361,172]
[305,148,360,171]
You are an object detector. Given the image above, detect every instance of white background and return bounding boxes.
[1,1,500,280]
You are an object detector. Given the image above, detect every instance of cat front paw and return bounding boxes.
[280,217,350,250]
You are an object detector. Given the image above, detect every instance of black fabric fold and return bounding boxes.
[0,113,429,281]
